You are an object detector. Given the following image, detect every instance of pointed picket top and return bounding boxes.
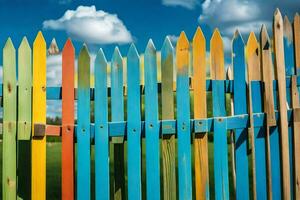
[283,16,293,43]
[127,43,139,60]
[260,25,271,50]
[4,37,15,52]
[233,30,244,48]
[19,37,31,52]
[79,44,90,59]
[112,46,123,66]
[162,36,173,54]
[274,8,283,25]
[193,27,205,42]
[226,66,233,80]
[34,31,46,49]
[96,48,107,67]
[145,39,156,56]
[176,31,189,75]
[210,28,224,80]
[48,38,60,55]
[247,32,261,81]
[63,38,74,53]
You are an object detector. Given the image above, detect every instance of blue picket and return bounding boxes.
[77,45,91,200]
[127,44,142,200]
[232,31,249,200]
[144,39,160,200]
[94,49,109,200]
[176,32,192,200]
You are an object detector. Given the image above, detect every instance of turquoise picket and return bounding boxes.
[94,49,109,200]
[144,39,160,200]
[176,32,192,200]
[232,31,249,200]
[127,44,142,200]
[77,45,91,200]
[252,80,267,200]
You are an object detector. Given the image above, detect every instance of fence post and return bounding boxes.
[77,45,91,200]
[192,27,210,200]
[210,29,229,199]
[176,32,192,200]
[3,38,17,200]
[31,32,47,200]
[95,49,110,200]
[62,39,75,200]
[127,44,142,199]
[144,39,160,200]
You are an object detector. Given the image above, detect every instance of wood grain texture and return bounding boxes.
[62,39,75,200]
[260,26,276,199]
[111,47,125,200]
[77,45,91,200]
[291,76,300,199]
[17,37,32,200]
[127,44,142,200]
[192,27,209,200]
[31,31,47,200]
[273,9,291,199]
[3,38,17,200]
[95,49,110,200]
[232,31,250,200]
[210,29,229,199]
[176,32,192,200]
[144,40,160,200]
[161,36,176,200]
[294,13,300,74]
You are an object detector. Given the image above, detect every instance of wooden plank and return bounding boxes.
[232,31,249,200]
[127,44,142,199]
[283,16,295,198]
[31,32,47,200]
[17,37,32,200]
[95,48,110,200]
[161,36,176,200]
[294,13,300,75]
[210,29,229,199]
[111,47,125,199]
[192,27,209,200]
[144,39,160,200]
[226,67,236,197]
[77,44,91,199]
[246,32,266,200]
[291,76,300,199]
[273,9,291,199]
[61,39,75,200]
[176,32,192,200]
[3,38,17,200]
[260,25,277,199]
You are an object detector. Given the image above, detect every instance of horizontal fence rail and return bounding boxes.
[1,9,300,200]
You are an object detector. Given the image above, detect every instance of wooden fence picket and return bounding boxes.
[127,44,142,199]
[232,31,249,200]
[176,32,192,200]
[161,36,176,200]
[111,47,126,200]
[144,39,160,200]
[273,9,291,199]
[31,32,47,200]
[17,37,32,200]
[94,48,110,200]
[77,44,91,200]
[210,29,229,199]
[192,27,210,200]
[62,39,75,200]
[246,32,267,200]
[291,75,300,198]
[3,38,17,200]
[260,25,278,199]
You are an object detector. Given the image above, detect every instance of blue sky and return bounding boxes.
[0,0,299,117]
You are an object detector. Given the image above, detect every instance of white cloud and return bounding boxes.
[162,0,200,9]
[43,5,133,44]
[199,0,299,37]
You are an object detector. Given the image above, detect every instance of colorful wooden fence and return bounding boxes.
[2,9,300,200]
